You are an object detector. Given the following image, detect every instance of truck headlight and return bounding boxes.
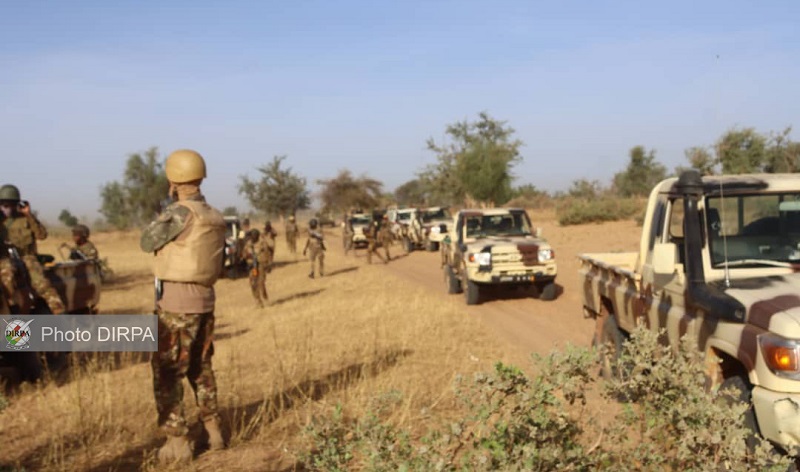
[759,333,800,378]
[431,226,440,234]
[538,248,554,262]
[468,252,492,266]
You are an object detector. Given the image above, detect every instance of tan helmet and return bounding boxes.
[165,149,207,183]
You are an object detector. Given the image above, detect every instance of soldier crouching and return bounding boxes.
[140,149,227,464]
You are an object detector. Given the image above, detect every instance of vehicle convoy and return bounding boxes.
[387,207,424,252]
[442,208,557,305]
[1,248,101,384]
[581,170,800,452]
[420,206,451,251]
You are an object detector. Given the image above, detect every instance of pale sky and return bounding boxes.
[2,0,799,223]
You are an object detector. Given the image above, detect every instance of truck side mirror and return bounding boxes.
[653,242,678,275]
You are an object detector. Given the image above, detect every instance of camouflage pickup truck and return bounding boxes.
[420,206,452,252]
[581,170,800,453]
[1,249,101,384]
[442,208,557,305]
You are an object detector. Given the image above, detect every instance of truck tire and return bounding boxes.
[719,375,760,452]
[593,313,624,380]
[539,282,557,301]
[427,241,438,252]
[445,266,462,294]
[405,238,414,253]
[465,280,481,305]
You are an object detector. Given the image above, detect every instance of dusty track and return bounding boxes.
[358,218,643,358]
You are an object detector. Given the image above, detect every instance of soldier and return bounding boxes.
[378,215,392,262]
[302,218,326,278]
[285,215,299,258]
[242,229,270,308]
[263,220,277,266]
[365,220,387,264]
[139,149,227,463]
[0,184,65,314]
[62,224,99,260]
[342,213,354,255]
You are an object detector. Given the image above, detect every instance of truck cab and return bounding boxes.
[443,208,557,305]
[580,170,800,452]
[420,206,452,251]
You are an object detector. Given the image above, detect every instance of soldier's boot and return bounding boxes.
[158,435,193,464]
[204,417,226,451]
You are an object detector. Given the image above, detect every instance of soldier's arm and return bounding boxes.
[25,212,48,240]
[84,242,99,259]
[140,204,192,253]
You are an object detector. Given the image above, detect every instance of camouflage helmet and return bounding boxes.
[0,184,21,202]
[72,224,90,238]
[165,149,207,183]
[249,228,260,239]
[309,218,319,229]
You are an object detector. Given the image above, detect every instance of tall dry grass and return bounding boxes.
[1,225,520,471]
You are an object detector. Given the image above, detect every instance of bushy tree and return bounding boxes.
[420,112,523,206]
[568,179,603,199]
[613,146,667,197]
[394,179,427,206]
[238,155,310,220]
[99,147,169,229]
[683,146,717,175]
[222,206,238,217]
[317,170,383,214]
[58,209,78,227]
[716,127,767,174]
[764,127,800,173]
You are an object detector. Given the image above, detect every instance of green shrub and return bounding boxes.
[557,197,645,226]
[300,328,792,471]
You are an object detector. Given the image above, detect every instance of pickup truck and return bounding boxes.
[1,248,101,384]
[348,213,372,249]
[580,170,800,452]
[442,208,557,305]
[420,206,452,252]
[387,207,424,252]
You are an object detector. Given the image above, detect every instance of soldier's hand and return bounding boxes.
[19,202,31,216]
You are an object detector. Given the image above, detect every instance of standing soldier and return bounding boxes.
[0,184,65,314]
[302,218,326,278]
[365,220,387,264]
[378,215,392,262]
[342,212,354,255]
[263,220,277,267]
[243,229,270,308]
[140,149,227,463]
[62,224,99,260]
[285,215,299,259]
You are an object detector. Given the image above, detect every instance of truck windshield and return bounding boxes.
[421,209,450,222]
[706,193,800,266]
[350,216,371,226]
[464,211,532,238]
[397,212,412,222]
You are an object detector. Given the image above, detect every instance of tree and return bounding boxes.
[394,179,427,206]
[613,146,667,197]
[99,147,169,229]
[58,209,78,227]
[420,112,523,206]
[764,127,800,173]
[222,206,239,217]
[716,127,767,174]
[568,179,603,200]
[684,147,717,175]
[238,155,311,219]
[317,170,383,214]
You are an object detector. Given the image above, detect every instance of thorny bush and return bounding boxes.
[299,327,792,471]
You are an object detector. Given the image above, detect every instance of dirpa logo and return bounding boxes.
[5,319,34,350]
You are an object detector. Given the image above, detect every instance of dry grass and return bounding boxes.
[1,225,520,471]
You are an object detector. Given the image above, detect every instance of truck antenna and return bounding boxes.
[715,53,731,288]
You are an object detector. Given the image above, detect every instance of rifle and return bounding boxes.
[310,230,326,251]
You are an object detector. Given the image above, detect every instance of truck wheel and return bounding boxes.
[719,375,760,452]
[593,314,624,380]
[427,241,438,252]
[445,266,462,294]
[465,280,481,305]
[539,282,557,301]
[405,238,414,253]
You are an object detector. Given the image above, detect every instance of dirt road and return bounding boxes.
[374,217,643,357]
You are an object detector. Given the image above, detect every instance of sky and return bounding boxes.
[2,0,799,223]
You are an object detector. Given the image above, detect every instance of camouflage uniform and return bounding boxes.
[3,213,65,314]
[285,219,299,256]
[68,241,99,260]
[303,228,326,278]
[342,216,354,255]
[243,232,271,308]
[366,222,387,264]
[141,193,224,439]
[378,220,392,261]
[0,223,13,303]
